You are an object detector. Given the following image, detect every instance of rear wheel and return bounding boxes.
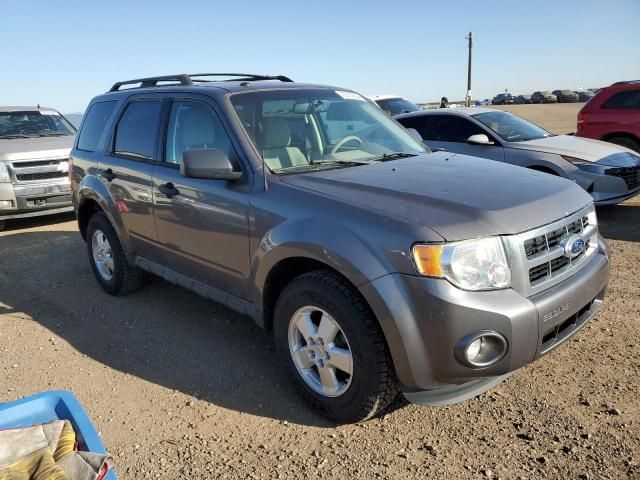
[274,270,398,423]
[0,220,5,232]
[86,212,143,295]
[607,136,640,153]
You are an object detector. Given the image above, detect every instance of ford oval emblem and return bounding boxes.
[564,235,585,258]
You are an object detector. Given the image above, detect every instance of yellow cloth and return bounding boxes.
[0,420,75,480]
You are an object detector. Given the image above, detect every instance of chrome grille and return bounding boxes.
[502,207,598,297]
[8,158,69,183]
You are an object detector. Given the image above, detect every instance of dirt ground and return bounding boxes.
[1,104,638,479]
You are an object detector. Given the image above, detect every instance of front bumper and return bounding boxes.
[0,181,72,220]
[360,238,610,403]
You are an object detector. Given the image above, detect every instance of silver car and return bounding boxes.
[397,107,640,205]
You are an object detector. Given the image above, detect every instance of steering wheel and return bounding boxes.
[330,135,363,154]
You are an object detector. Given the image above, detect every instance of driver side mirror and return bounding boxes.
[466,134,494,145]
[181,149,242,181]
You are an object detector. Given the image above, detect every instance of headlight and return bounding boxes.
[412,237,511,291]
[0,162,10,183]
[561,156,605,174]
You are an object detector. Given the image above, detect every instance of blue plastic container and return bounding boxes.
[0,390,117,479]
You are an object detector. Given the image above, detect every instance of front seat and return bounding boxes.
[261,117,308,170]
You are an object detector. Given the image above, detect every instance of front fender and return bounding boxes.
[252,218,396,308]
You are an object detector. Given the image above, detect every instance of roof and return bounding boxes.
[0,106,58,113]
[396,107,495,119]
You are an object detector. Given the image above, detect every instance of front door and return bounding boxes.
[152,98,251,299]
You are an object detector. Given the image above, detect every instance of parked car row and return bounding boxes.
[494,89,597,105]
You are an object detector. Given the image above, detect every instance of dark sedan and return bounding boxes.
[492,93,514,105]
[576,90,596,102]
[514,94,532,104]
[531,91,557,104]
[553,89,580,103]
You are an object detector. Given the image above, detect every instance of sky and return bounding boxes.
[2,0,639,113]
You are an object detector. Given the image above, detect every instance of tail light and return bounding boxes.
[577,111,588,124]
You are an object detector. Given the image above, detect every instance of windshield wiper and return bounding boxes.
[37,132,70,137]
[368,152,418,162]
[0,134,32,139]
[311,159,374,165]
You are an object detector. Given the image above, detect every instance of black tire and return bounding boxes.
[0,220,5,232]
[274,270,398,423]
[607,136,640,153]
[86,211,143,295]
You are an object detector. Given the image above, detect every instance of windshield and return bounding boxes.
[473,111,552,142]
[0,111,75,138]
[540,91,552,95]
[375,98,421,115]
[230,89,426,173]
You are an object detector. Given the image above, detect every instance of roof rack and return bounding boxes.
[109,73,293,92]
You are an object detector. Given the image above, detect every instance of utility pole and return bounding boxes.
[465,32,473,107]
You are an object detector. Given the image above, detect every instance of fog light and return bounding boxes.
[0,200,13,209]
[455,331,508,368]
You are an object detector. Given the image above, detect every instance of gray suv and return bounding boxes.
[70,74,610,423]
[0,107,76,230]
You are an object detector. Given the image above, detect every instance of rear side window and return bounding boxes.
[602,89,640,109]
[433,116,485,142]
[77,101,117,151]
[397,115,437,141]
[114,101,162,159]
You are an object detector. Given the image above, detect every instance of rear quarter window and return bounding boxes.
[601,89,640,109]
[77,101,117,151]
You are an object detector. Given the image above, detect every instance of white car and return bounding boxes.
[369,95,421,116]
[396,107,640,205]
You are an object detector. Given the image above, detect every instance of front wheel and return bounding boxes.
[274,270,398,423]
[86,211,143,295]
[607,136,640,153]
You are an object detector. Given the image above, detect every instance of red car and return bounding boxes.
[577,80,640,153]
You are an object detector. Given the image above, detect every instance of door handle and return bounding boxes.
[159,182,180,198]
[101,168,116,182]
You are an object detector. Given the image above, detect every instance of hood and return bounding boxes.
[0,135,75,162]
[506,135,640,165]
[281,153,593,241]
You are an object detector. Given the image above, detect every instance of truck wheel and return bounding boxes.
[607,136,640,153]
[0,220,5,232]
[86,211,142,295]
[274,270,398,423]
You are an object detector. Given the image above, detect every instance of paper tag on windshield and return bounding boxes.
[335,90,366,101]
[39,110,57,115]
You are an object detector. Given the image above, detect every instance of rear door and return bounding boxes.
[151,95,251,299]
[429,115,505,161]
[99,95,164,260]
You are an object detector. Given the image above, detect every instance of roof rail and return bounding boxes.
[109,74,193,92]
[109,73,293,92]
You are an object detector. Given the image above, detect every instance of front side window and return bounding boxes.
[165,101,236,165]
[0,110,75,139]
[77,101,117,151]
[602,90,640,109]
[230,89,425,173]
[397,115,437,141]
[114,101,162,159]
[433,116,485,142]
[473,111,551,142]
